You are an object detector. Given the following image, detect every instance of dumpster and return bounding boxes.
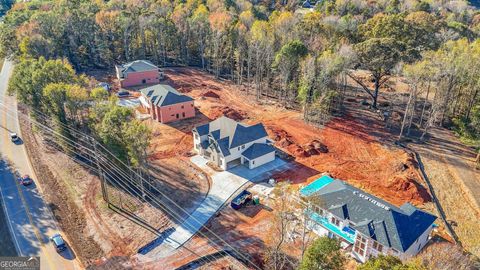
[231,190,252,210]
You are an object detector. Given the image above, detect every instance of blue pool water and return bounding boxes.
[308,211,355,244]
[300,175,334,196]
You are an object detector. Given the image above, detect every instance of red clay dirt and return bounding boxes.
[202,90,220,99]
[159,67,431,207]
[107,67,434,268]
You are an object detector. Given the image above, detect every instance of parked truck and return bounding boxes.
[230,190,252,210]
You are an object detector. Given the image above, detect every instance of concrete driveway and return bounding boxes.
[140,155,289,259]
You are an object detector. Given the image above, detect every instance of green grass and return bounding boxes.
[459,136,480,151]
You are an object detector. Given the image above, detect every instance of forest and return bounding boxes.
[0,0,479,153]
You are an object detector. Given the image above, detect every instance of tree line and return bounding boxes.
[0,0,479,149]
[8,57,151,168]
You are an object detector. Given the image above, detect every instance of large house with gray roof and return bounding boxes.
[139,84,195,123]
[300,175,437,263]
[192,117,276,170]
[116,60,163,88]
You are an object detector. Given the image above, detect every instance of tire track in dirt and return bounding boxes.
[83,178,131,257]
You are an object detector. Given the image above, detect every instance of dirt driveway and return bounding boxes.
[409,128,480,256]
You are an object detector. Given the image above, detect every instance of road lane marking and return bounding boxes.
[2,90,57,270]
[2,61,77,269]
[0,165,23,256]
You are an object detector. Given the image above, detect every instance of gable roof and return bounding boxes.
[304,179,437,252]
[117,60,158,77]
[242,143,275,160]
[193,117,269,157]
[140,84,193,107]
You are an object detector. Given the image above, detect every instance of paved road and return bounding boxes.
[138,155,289,261]
[0,60,79,269]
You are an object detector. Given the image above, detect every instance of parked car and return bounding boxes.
[97,82,111,91]
[116,90,130,98]
[230,190,252,210]
[9,132,19,143]
[19,175,33,186]
[50,233,67,252]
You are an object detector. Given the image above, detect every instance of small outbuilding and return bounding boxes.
[116,60,163,88]
[139,84,195,123]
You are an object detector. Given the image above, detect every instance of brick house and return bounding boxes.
[116,60,163,88]
[139,84,195,123]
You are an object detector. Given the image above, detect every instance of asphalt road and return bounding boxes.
[0,60,79,269]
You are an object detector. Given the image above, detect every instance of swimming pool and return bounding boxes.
[300,175,334,197]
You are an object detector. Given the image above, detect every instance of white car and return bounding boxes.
[9,132,19,142]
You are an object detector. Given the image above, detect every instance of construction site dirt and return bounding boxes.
[18,66,444,269]
[161,67,432,207]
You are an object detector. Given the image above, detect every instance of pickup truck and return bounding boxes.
[230,190,252,210]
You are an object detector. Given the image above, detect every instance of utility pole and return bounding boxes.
[476,150,480,170]
[137,166,146,200]
[91,138,109,204]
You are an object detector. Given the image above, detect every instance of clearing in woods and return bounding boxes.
[157,67,432,207]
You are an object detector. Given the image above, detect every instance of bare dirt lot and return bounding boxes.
[19,108,209,268]
[22,64,477,268]
[131,67,445,268]
[161,67,431,207]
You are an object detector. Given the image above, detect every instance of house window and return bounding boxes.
[219,159,223,165]
[142,79,146,84]
[238,147,240,151]
[176,114,179,119]
[353,234,367,257]
[331,216,340,227]
[194,134,198,140]
[242,145,245,149]
[191,104,193,107]
[182,112,185,117]
[252,160,255,164]
[373,241,383,253]
[181,105,184,109]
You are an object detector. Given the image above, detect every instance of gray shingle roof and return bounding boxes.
[306,180,436,252]
[117,60,158,77]
[140,85,193,107]
[193,117,269,157]
[242,143,275,160]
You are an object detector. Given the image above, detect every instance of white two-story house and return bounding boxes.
[192,116,275,170]
[300,175,437,263]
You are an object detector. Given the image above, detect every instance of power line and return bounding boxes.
[1,104,258,269]
[2,108,236,269]
[2,102,260,268]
